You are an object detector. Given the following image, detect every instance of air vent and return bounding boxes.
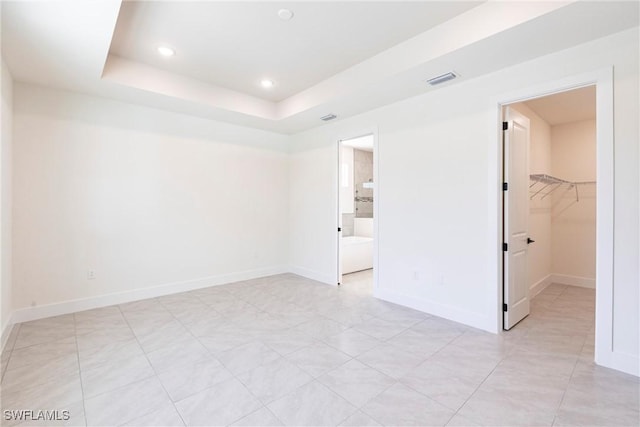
[426,72,458,86]
[320,114,337,121]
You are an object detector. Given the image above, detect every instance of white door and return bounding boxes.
[503,107,531,330]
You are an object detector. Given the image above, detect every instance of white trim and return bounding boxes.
[337,140,343,283]
[336,128,379,291]
[372,130,380,294]
[550,274,595,289]
[489,68,623,373]
[288,266,335,286]
[530,274,552,298]
[10,266,287,324]
[375,288,494,333]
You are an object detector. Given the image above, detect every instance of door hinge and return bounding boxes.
[503,243,508,251]
[503,303,508,312]
[502,121,508,130]
[338,227,342,232]
[503,182,508,191]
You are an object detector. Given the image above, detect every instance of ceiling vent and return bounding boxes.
[426,71,458,86]
[320,114,337,122]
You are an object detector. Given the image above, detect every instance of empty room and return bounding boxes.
[0,1,638,427]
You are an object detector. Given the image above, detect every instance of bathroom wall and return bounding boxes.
[354,149,373,218]
[340,145,355,236]
[342,214,355,237]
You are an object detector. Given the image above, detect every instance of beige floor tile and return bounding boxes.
[4,275,620,427]
[174,377,261,426]
[157,357,233,402]
[267,381,357,426]
[230,407,283,426]
[80,353,155,398]
[361,383,455,427]
[286,342,352,378]
[121,404,185,427]
[237,357,313,404]
[318,359,395,408]
[356,343,425,379]
[84,377,171,426]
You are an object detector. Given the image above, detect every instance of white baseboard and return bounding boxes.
[550,273,596,289]
[530,274,552,297]
[374,288,495,333]
[288,266,335,286]
[596,348,640,377]
[10,265,288,324]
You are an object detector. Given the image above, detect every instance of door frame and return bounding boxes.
[336,130,379,292]
[489,68,614,369]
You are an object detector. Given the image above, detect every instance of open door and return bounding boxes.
[503,107,531,330]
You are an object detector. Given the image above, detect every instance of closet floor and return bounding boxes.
[1,274,638,426]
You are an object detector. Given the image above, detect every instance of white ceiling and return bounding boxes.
[342,134,374,152]
[524,86,596,126]
[1,1,638,134]
[110,1,481,102]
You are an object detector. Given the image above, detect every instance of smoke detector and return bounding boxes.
[278,9,294,21]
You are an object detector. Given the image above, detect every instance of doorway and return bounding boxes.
[500,82,605,368]
[338,134,375,295]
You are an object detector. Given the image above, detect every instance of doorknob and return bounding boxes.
[527,237,535,244]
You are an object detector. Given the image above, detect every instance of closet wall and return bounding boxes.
[510,103,552,294]
[551,120,596,286]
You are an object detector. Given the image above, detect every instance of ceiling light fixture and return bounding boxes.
[278,9,294,20]
[426,71,458,86]
[260,79,275,89]
[157,46,175,57]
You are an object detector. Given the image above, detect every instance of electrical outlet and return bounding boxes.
[87,270,96,280]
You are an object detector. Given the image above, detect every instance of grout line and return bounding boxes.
[116,303,188,427]
[71,313,89,427]
[0,324,19,383]
[3,274,601,427]
[155,279,307,426]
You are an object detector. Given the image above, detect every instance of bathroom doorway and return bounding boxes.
[338,134,375,295]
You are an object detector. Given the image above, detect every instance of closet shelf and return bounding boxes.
[529,174,595,202]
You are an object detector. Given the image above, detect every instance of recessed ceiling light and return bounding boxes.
[278,9,294,21]
[157,46,175,57]
[260,79,275,89]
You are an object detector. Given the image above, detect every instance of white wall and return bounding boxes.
[551,119,596,285]
[510,103,552,295]
[288,28,639,374]
[1,58,13,344]
[12,84,289,315]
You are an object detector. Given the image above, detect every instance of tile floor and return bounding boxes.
[0,271,638,426]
